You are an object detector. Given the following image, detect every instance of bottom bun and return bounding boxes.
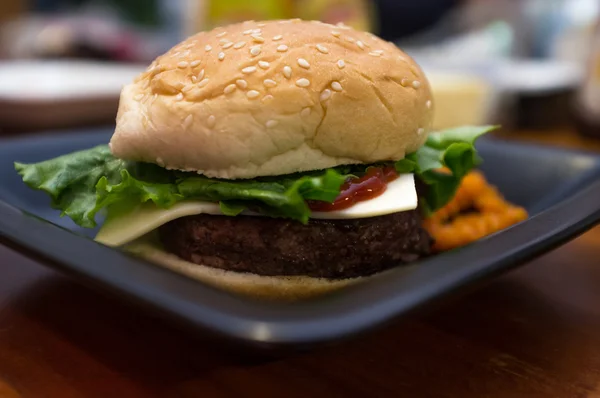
[125,236,362,301]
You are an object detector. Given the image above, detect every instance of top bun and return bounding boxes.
[110,19,433,179]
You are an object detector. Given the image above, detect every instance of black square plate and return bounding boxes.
[1,128,600,349]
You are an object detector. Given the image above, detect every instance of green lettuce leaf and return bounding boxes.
[177,168,347,223]
[219,201,247,216]
[14,125,496,228]
[395,125,498,215]
[94,169,183,215]
[15,147,349,227]
[15,145,125,228]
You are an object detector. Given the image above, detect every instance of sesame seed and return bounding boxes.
[184,114,193,128]
[263,79,277,87]
[301,107,311,117]
[242,66,257,74]
[417,128,425,136]
[234,41,246,49]
[224,84,236,94]
[191,76,198,83]
[219,39,228,45]
[283,66,292,79]
[181,85,194,92]
[266,120,278,128]
[297,58,310,69]
[171,51,181,58]
[277,44,289,52]
[320,89,332,101]
[243,29,253,35]
[236,79,248,89]
[175,93,184,101]
[198,78,209,88]
[331,81,343,92]
[412,81,421,89]
[331,30,341,37]
[316,44,329,54]
[273,35,283,41]
[205,45,212,51]
[337,22,351,30]
[252,28,262,34]
[356,40,365,49]
[250,45,261,56]
[216,32,227,38]
[426,100,432,109]
[337,59,346,69]
[251,34,265,43]
[369,51,382,57]
[246,90,260,99]
[207,115,216,127]
[177,61,189,68]
[218,52,225,61]
[180,50,191,57]
[258,61,270,69]
[156,156,173,168]
[134,93,144,101]
[345,36,355,43]
[400,78,409,87]
[296,78,310,88]
[198,69,205,80]
[222,42,234,49]
[190,60,201,67]
[262,94,274,102]
[257,23,266,27]
[185,43,195,49]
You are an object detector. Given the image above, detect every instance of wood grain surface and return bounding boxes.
[1,129,600,398]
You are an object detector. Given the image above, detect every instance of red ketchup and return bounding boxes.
[308,166,399,212]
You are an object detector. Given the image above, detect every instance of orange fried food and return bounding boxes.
[423,170,528,252]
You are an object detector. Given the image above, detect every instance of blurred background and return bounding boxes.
[0,0,599,137]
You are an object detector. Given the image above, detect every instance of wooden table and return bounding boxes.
[1,129,600,398]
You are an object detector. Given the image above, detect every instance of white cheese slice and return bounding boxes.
[310,173,417,219]
[95,173,417,247]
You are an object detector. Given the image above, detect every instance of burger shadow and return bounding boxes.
[7,275,284,389]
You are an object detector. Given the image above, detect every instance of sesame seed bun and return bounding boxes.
[110,19,433,179]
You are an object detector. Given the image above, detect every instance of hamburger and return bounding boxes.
[15,19,495,300]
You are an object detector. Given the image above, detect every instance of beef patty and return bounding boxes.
[158,210,433,279]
